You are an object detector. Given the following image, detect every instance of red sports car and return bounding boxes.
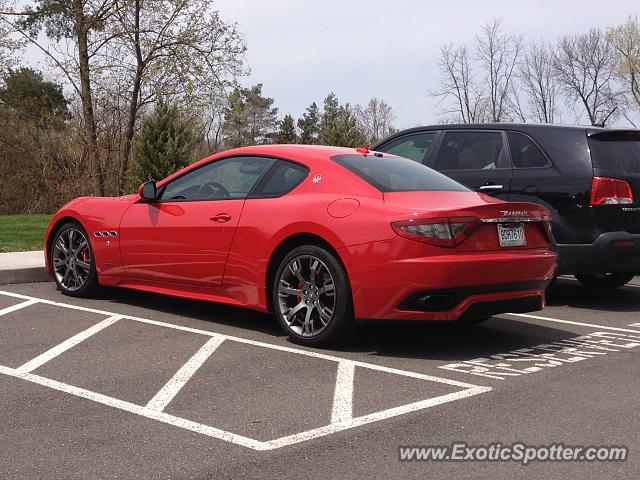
[45,145,558,345]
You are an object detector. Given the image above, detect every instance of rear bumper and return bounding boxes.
[555,232,640,275]
[342,237,557,321]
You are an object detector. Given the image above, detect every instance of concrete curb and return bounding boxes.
[0,266,51,285]
[0,251,52,285]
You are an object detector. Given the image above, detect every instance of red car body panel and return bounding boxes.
[45,145,558,321]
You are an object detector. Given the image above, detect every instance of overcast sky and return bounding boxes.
[215,0,639,128]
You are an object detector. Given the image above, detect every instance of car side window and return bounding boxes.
[250,160,309,198]
[433,131,508,171]
[507,131,549,168]
[378,133,436,163]
[160,156,272,201]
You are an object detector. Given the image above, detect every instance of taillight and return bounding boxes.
[391,217,480,247]
[590,177,634,206]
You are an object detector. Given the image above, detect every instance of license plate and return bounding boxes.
[498,223,526,247]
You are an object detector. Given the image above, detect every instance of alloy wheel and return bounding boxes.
[52,227,92,292]
[277,255,336,337]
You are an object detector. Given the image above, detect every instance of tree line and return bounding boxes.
[433,17,640,127]
[2,4,640,215]
[0,0,395,214]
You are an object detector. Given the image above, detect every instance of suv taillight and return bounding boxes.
[590,177,634,206]
[392,217,480,247]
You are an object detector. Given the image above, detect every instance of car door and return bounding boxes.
[428,130,512,197]
[119,156,273,286]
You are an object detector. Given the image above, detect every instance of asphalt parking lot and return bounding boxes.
[1,278,639,479]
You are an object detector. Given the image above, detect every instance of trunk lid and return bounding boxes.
[384,191,551,251]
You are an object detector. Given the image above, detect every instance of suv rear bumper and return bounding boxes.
[555,232,640,275]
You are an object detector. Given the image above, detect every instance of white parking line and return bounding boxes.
[16,315,122,374]
[265,386,490,450]
[0,364,267,451]
[331,361,355,423]
[0,299,38,316]
[558,276,640,289]
[146,335,226,412]
[505,312,640,334]
[0,288,491,450]
[0,289,478,389]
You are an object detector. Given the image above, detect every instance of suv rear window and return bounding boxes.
[589,134,640,174]
[331,154,469,193]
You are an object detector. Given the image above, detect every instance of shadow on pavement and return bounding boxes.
[545,277,640,313]
[91,286,586,363]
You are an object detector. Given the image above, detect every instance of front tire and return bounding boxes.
[574,272,635,291]
[50,221,98,297]
[272,245,353,347]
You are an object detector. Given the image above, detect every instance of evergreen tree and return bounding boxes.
[0,67,68,126]
[222,83,278,148]
[274,114,297,143]
[319,93,365,147]
[336,103,366,147]
[129,102,197,189]
[297,101,320,144]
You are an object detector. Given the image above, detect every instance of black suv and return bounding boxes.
[374,124,640,290]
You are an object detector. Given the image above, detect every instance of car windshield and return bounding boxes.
[331,154,470,193]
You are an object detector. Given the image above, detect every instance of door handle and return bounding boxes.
[210,213,232,223]
[478,184,504,192]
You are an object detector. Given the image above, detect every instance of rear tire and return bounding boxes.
[574,272,634,291]
[50,221,99,298]
[272,245,353,347]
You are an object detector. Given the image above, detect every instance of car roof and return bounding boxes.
[156,144,368,187]
[374,122,640,145]
[382,123,607,135]
[215,144,360,160]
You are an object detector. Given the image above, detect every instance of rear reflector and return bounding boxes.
[392,217,480,247]
[590,177,634,206]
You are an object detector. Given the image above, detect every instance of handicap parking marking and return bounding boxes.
[439,310,640,382]
[439,330,640,380]
[0,288,491,451]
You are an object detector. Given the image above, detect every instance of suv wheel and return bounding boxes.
[574,272,635,290]
[273,245,353,347]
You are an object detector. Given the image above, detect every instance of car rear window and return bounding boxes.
[589,134,640,174]
[331,154,469,193]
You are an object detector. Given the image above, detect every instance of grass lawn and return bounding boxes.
[0,214,52,252]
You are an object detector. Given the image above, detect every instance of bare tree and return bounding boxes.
[552,28,621,126]
[609,16,640,124]
[2,0,246,195]
[518,40,561,123]
[475,18,522,122]
[355,97,395,144]
[0,1,24,72]
[104,0,246,192]
[433,44,485,123]
[3,0,125,195]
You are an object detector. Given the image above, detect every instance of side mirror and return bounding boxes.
[138,181,157,201]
